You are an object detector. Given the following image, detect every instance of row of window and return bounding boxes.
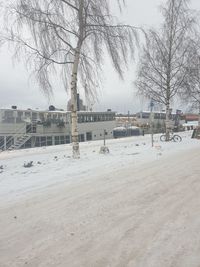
[33,135,71,147]
[0,130,113,150]
[1,110,115,124]
[78,114,115,123]
[138,112,177,120]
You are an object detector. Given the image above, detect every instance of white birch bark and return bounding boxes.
[70,49,81,159]
[70,0,84,159]
[165,103,170,141]
[198,103,200,127]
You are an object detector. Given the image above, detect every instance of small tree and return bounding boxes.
[135,0,194,140]
[1,0,138,158]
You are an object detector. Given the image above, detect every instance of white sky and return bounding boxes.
[0,0,200,113]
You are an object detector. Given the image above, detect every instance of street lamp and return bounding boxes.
[99,129,109,154]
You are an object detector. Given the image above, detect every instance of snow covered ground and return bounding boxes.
[0,131,200,266]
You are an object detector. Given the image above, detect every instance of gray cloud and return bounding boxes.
[0,0,199,113]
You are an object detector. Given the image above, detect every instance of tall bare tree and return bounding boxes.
[135,0,194,140]
[1,0,138,158]
[183,43,200,125]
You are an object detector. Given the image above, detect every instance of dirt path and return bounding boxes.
[1,147,200,267]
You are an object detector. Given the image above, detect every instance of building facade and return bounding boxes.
[0,108,116,150]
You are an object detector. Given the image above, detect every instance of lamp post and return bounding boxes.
[103,129,107,146]
[99,129,109,154]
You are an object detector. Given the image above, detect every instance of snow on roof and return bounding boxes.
[129,126,139,129]
[113,127,127,131]
[113,126,139,131]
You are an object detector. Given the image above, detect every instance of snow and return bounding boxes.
[0,131,194,204]
[129,126,140,129]
[1,131,200,267]
[113,126,127,131]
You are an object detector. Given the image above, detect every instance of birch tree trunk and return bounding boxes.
[70,48,81,159]
[198,103,200,127]
[165,102,170,141]
[70,0,84,159]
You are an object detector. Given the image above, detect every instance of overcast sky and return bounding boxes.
[0,0,200,113]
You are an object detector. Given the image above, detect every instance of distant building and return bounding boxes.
[181,113,199,122]
[115,113,137,127]
[0,107,115,150]
[182,121,199,130]
[135,111,178,127]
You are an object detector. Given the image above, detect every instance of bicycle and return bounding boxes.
[160,132,182,142]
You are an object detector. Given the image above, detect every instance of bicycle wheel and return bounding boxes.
[173,135,182,142]
[160,134,166,141]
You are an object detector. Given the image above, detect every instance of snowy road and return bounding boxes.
[0,134,200,266]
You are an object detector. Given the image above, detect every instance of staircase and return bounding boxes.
[9,134,31,150]
[0,121,32,151]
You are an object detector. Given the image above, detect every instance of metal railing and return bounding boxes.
[0,123,27,151]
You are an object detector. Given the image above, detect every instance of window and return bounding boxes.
[86,132,92,141]
[55,136,60,145]
[47,136,52,146]
[32,112,38,121]
[79,134,85,142]
[6,136,13,149]
[65,135,70,144]
[142,112,150,119]
[35,137,40,147]
[3,111,14,123]
[41,136,46,146]
[60,135,65,144]
[161,114,166,119]
[39,113,45,121]
[16,111,23,123]
[0,137,4,149]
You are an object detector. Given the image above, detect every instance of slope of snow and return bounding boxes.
[0,131,197,204]
[1,131,200,267]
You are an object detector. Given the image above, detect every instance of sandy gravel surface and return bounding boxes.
[1,146,200,267]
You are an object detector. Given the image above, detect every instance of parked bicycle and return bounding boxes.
[160,132,182,142]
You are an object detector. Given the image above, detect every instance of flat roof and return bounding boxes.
[0,108,115,114]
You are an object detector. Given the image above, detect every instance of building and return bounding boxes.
[182,121,199,130]
[134,110,186,133]
[115,113,137,127]
[0,107,116,150]
[180,113,199,122]
[135,111,182,127]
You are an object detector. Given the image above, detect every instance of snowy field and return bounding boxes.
[0,131,200,267]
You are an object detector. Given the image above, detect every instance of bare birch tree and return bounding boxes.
[183,43,200,125]
[1,0,138,158]
[135,0,194,140]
